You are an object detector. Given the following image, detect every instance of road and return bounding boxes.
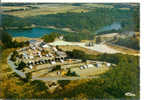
[49,40,120,54]
[32,76,99,81]
[50,40,139,56]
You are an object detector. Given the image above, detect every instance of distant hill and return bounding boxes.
[2,3,139,33]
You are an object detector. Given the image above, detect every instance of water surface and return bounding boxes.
[7,27,62,38]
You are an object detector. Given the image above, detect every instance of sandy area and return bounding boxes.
[13,37,42,42]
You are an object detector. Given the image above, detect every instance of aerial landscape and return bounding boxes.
[0,3,140,99]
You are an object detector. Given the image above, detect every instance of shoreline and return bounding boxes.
[13,37,42,42]
[4,25,76,33]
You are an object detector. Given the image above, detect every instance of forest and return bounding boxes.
[0,30,29,49]
[114,36,140,50]
[2,6,139,33]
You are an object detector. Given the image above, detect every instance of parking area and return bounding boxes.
[71,64,109,77]
[30,60,111,78]
[10,39,114,79]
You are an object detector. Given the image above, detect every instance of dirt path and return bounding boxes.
[50,40,121,54]
[105,43,139,56]
[32,76,99,81]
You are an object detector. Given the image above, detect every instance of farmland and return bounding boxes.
[2,4,88,18]
[2,3,138,18]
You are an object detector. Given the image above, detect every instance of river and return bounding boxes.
[7,22,122,38]
[7,27,65,38]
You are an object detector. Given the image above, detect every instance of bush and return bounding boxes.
[1,30,13,48]
[30,80,48,91]
[16,61,26,70]
[55,54,139,99]
[10,50,18,61]
[52,65,61,72]
[1,30,29,48]
[58,80,70,88]
[41,32,61,43]
[66,69,78,76]
[114,37,139,50]
[66,50,87,61]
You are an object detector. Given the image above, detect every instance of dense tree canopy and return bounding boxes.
[114,36,140,50]
[1,30,13,48]
[0,30,29,48]
[41,32,61,43]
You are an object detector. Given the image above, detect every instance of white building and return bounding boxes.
[106,63,111,67]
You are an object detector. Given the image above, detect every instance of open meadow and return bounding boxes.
[2,4,88,18]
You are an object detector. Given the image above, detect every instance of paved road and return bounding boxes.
[32,76,99,81]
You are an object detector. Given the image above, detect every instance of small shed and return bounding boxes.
[29,65,33,69]
[106,63,111,67]
[87,64,94,68]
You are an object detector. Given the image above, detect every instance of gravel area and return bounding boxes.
[49,40,120,54]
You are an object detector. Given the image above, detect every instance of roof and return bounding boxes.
[56,51,66,56]
[29,40,37,44]
[40,42,47,45]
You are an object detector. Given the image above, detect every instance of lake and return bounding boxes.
[7,28,64,38]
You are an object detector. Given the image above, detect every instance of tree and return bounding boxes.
[55,54,139,99]
[52,65,61,71]
[0,30,29,48]
[10,50,18,61]
[41,32,61,43]
[30,80,48,91]
[16,61,26,70]
[66,69,78,76]
[58,80,70,88]
[1,30,13,48]
[66,49,87,61]
[95,36,102,44]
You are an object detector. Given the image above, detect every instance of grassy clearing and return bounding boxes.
[3,5,88,18]
[119,8,130,10]
[2,6,28,10]
[105,43,139,56]
[13,37,42,42]
[0,48,19,97]
[82,4,114,8]
[58,45,100,55]
[0,48,16,70]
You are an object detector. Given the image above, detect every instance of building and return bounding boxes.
[29,40,37,45]
[40,42,47,48]
[106,63,111,67]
